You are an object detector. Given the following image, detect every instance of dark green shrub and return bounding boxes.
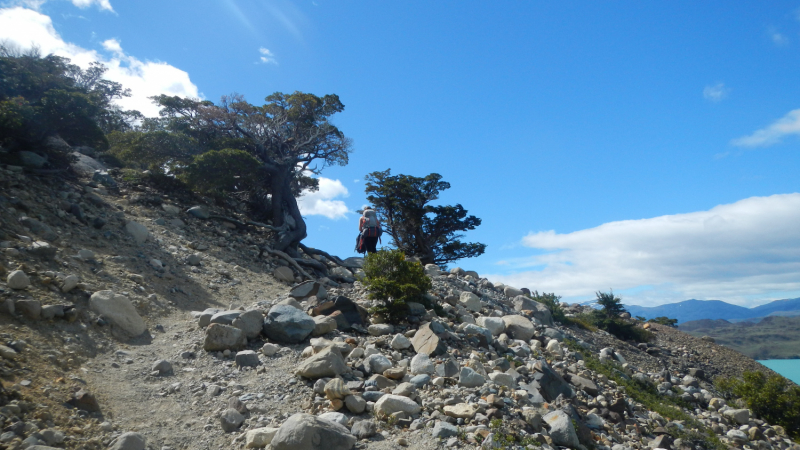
[647,316,678,327]
[716,371,800,440]
[589,290,652,342]
[362,249,432,323]
[181,148,263,194]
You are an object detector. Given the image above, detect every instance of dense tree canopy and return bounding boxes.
[364,169,486,266]
[0,46,135,156]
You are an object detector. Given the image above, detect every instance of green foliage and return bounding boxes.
[587,290,652,342]
[563,339,726,450]
[0,47,135,155]
[182,148,262,193]
[529,291,567,322]
[364,169,486,266]
[647,316,678,327]
[106,130,201,171]
[362,249,432,323]
[716,371,800,440]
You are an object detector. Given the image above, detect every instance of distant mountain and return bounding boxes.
[624,297,800,324]
[679,315,800,360]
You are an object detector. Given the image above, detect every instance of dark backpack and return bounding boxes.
[355,234,366,254]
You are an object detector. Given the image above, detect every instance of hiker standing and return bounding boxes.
[359,207,381,254]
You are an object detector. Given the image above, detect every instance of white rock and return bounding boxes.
[61,275,79,293]
[89,290,146,336]
[245,427,279,448]
[477,316,505,336]
[410,353,435,375]
[125,221,149,244]
[374,394,422,417]
[390,334,412,350]
[7,270,30,290]
[459,292,482,312]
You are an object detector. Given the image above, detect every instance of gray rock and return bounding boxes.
[124,221,149,244]
[108,432,146,450]
[40,429,65,446]
[19,216,58,241]
[390,333,412,350]
[364,353,393,374]
[151,360,173,375]
[432,421,458,438]
[235,350,260,367]
[409,374,431,388]
[290,281,327,300]
[374,394,422,417]
[459,367,485,387]
[435,359,459,378]
[203,324,247,352]
[233,310,265,339]
[504,286,524,298]
[569,375,598,396]
[271,413,356,450]
[19,151,47,168]
[476,317,505,336]
[186,254,202,266]
[410,322,446,356]
[344,395,366,414]
[244,427,279,448]
[543,410,580,448]
[28,241,57,259]
[350,420,377,439]
[295,346,347,379]
[462,324,493,344]
[262,305,315,343]
[92,170,116,188]
[70,152,106,177]
[410,353,435,375]
[210,310,242,325]
[723,408,750,425]
[312,315,337,336]
[459,292,482,312]
[488,372,515,388]
[89,291,146,336]
[367,324,394,336]
[187,206,210,219]
[273,266,295,283]
[533,359,574,401]
[61,275,79,293]
[220,408,245,432]
[7,270,30,290]
[502,315,535,340]
[319,412,349,426]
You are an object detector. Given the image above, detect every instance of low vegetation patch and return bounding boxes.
[362,249,432,323]
[716,371,800,440]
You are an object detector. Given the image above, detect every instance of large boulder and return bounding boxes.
[124,221,149,244]
[459,292,482,312]
[204,324,247,352]
[374,394,422,417]
[7,270,30,290]
[89,291,146,336]
[532,359,574,401]
[262,305,315,343]
[502,315,536,341]
[310,296,368,330]
[295,346,347,379]
[504,286,524,298]
[476,316,505,336]
[232,310,264,339]
[410,322,447,356]
[70,152,106,177]
[271,413,356,450]
[543,410,580,448]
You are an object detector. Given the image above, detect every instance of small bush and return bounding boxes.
[589,290,652,342]
[362,249,432,323]
[647,316,678,327]
[716,371,800,440]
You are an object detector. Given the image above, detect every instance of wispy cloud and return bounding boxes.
[4,0,113,11]
[731,109,800,147]
[703,83,729,102]
[297,177,349,219]
[258,47,277,65]
[485,194,800,307]
[768,26,789,46]
[0,7,200,116]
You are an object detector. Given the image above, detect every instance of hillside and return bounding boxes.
[625,298,800,323]
[680,315,800,360]
[0,155,798,450]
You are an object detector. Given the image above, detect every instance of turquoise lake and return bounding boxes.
[757,359,800,385]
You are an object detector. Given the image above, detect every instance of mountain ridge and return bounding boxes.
[624,297,800,323]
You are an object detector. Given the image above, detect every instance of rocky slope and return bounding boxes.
[0,158,798,450]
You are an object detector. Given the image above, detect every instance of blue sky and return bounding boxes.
[2,1,800,306]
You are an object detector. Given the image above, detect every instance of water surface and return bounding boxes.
[758,359,800,385]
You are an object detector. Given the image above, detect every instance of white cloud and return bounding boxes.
[486,194,800,307]
[703,83,728,102]
[731,109,800,147]
[258,47,277,64]
[0,7,199,116]
[298,177,349,219]
[768,27,788,46]
[3,0,112,11]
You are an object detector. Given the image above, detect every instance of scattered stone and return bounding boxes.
[187,206,210,219]
[444,403,479,419]
[203,324,246,352]
[273,266,295,283]
[350,420,377,439]
[459,292,482,312]
[61,275,79,293]
[235,350,260,367]
[410,322,446,356]
[367,324,394,336]
[290,281,327,300]
[271,413,356,450]
[262,304,315,343]
[502,315,535,340]
[374,394,422,417]
[151,360,173,375]
[312,315,337,336]
[219,408,245,432]
[69,389,100,412]
[15,300,41,319]
[390,333,412,350]
[410,353,435,375]
[232,310,265,340]
[245,427,279,448]
[7,270,30,290]
[432,421,458,438]
[108,432,146,450]
[543,410,580,448]
[295,346,347,379]
[344,395,366,414]
[459,367,485,387]
[364,354,393,374]
[125,221,149,244]
[89,290,147,336]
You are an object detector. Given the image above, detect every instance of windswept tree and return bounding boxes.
[364,169,486,266]
[150,92,352,257]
